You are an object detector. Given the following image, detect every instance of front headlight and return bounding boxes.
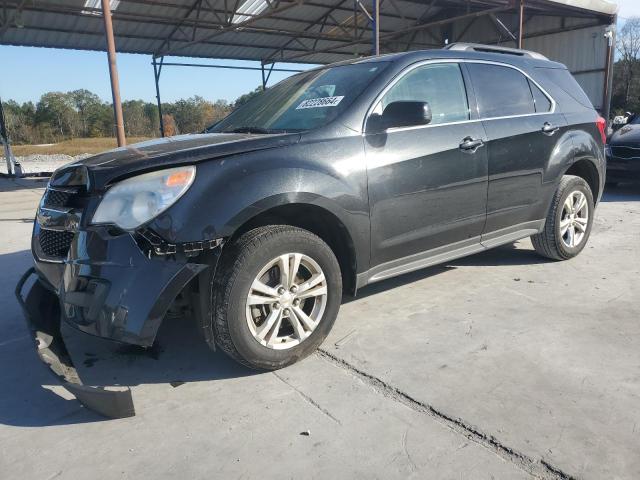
[605,145,612,157]
[92,166,196,230]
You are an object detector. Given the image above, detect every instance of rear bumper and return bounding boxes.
[16,268,135,418]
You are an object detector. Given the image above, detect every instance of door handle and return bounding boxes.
[542,122,560,135]
[459,137,484,153]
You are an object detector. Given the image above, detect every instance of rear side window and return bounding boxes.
[378,63,470,125]
[538,68,593,109]
[529,80,552,113]
[467,63,535,118]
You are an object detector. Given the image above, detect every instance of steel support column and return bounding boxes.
[0,97,16,176]
[602,23,616,121]
[101,0,126,147]
[153,57,165,138]
[372,0,380,56]
[518,0,525,49]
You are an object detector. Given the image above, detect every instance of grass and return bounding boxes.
[11,137,153,156]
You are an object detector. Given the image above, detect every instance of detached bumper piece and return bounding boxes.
[16,268,135,419]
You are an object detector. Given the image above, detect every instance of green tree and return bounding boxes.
[3,100,36,144]
[87,103,115,138]
[233,87,262,108]
[70,89,103,137]
[123,100,157,137]
[165,96,213,134]
[35,92,79,140]
[616,18,640,108]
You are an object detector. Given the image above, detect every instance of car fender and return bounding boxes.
[147,137,371,274]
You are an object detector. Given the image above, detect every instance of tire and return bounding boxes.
[531,175,594,261]
[212,225,342,370]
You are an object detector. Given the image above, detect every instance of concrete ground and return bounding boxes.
[0,176,638,480]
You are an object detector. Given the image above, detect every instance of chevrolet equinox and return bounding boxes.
[18,44,606,394]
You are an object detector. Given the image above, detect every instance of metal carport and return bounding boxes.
[0,0,618,173]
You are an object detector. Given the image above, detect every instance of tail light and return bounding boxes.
[596,116,607,144]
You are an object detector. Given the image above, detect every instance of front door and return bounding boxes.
[365,62,488,272]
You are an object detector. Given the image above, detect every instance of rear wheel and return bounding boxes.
[531,175,594,260]
[212,225,342,370]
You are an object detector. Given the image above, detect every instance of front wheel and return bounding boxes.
[531,175,594,260]
[212,225,342,370]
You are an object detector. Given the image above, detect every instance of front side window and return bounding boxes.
[374,63,470,125]
[209,62,389,133]
[467,63,536,118]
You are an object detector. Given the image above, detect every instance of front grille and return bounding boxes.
[611,146,640,160]
[39,229,74,258]
[43,189,72,207]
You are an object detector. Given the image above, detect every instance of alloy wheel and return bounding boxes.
[245,253,328,350]
[560,190,589,248]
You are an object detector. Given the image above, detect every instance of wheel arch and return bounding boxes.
[225,200,360,296]
[564,158,600,202]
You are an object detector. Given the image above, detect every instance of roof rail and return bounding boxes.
[444,43,549,61]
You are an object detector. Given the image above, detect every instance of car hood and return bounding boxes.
[609,124,640,146]
[54,132,301,190]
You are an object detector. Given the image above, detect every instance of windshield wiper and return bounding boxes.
[222,126,285,134]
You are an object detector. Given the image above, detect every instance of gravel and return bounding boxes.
[0,153,92,176]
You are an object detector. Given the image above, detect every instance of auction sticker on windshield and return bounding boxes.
[296,96,345,109]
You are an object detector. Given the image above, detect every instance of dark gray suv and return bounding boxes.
[18,43,605,416]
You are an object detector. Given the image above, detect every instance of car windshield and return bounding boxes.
[208,62,389,134]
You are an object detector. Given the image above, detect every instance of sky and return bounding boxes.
[615,0,640,19]
[0,47,306,104]
[0,0,638,105]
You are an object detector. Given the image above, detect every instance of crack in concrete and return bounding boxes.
[402,428,418,473]
[317,349,577,480]
[272,371,342,425]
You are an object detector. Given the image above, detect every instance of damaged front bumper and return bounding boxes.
[33,223,213,347]
[18,229,219,418]
[16,268,136,419]
[19,173,223,417]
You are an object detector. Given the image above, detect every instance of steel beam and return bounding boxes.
[2,1,407,53]
[159,1,299,57]
[488,13,516,42]
[282,5,510,61]
[263,0,351,63]
[0,0,27,38]
[152,57,165,138]
[160,62,303,73]
[154,0,203,56]
[101,0,126,147]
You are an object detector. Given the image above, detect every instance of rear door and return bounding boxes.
[365,61,488,269]
[465,62,567,242]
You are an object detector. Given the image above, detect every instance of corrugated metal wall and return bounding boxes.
[443,13,612,110]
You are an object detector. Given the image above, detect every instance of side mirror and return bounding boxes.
[382,101,432,129]
[366,101,432,134]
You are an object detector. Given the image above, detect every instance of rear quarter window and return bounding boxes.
[537,68,593,109]
[529,80,553,113]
